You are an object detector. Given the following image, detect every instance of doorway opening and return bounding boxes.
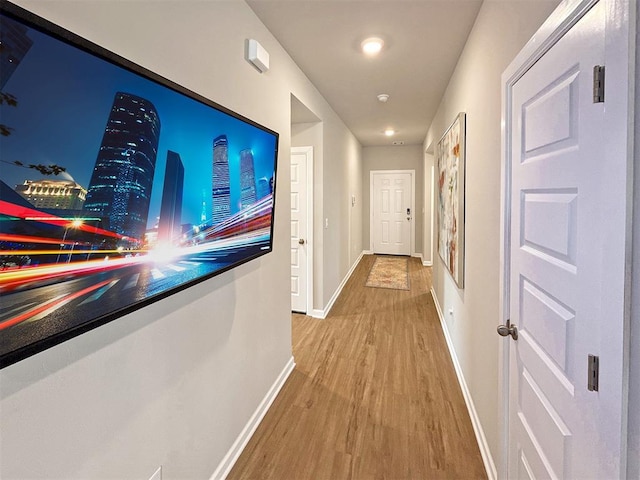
[290,94,320,314]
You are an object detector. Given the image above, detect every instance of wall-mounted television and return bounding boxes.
[0,0,279,368]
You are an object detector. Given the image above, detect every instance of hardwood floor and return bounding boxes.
[227,255,487,480]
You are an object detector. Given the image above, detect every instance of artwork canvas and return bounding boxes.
[0,2,279,368]
[436,113,466,288]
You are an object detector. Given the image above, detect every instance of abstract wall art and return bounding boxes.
[436,112,466,288]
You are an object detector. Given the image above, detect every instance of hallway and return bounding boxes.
[228,255,486,479]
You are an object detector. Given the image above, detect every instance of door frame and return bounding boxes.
[499,0,634,477]
[291,146,314,314]
[369,169,416,255]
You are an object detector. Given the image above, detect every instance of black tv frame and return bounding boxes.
[0,0,279,368]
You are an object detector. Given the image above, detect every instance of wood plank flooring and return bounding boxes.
[227,255,487,480]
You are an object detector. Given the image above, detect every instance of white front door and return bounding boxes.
[371,171,412,255]
[505,2,625,478]
[291,147,311,313]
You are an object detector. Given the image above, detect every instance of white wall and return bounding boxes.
[424,0,561,467]
[629,3,640,477]
[347,138,363,269]
[321,120,363,305]
[423,152,435,265]
[0,1,361,478]
[362,145,424,255]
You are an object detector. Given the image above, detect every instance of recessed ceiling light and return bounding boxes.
[361,37,384,56]
[377,93,390,103]
[384,128,395,136]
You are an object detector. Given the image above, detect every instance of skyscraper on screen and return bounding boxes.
[240,149,257,209]
[84,92,160,241]
[212,134,230,225]
[158,151,184,244]
[0,15,33,89]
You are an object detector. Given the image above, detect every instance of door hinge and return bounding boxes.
[588,354,599,391]
[593,65,605,103]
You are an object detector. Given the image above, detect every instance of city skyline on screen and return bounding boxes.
[0,15,278,233]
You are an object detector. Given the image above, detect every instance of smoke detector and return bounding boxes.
[377,93,390,103]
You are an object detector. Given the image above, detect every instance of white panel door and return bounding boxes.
[291,148,310,313]
[372,172,411,255]
[507,2,624,478]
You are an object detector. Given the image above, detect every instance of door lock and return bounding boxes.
[497,319,518,340]
[298,238,305,245]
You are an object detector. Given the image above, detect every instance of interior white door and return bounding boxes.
[290,148,309,313]
[506,2,624,478]
[372,172,412,255]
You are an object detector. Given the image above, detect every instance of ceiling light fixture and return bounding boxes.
[377,93,390,103]
[384,128,395,137]
[361,37,384,56]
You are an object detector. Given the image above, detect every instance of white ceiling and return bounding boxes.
[247,0,484,146]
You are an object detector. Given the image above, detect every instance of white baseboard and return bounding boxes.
[211,356,296,480]
[311,250,365,319]
[367,249,427,263]
[430,288,497,480]
[412,253,433,266]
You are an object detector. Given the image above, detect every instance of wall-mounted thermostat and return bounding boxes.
[246,39,270,73]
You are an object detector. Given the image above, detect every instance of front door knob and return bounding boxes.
[298,238,305,245]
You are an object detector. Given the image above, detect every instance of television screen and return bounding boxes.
[0,1,279,368]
